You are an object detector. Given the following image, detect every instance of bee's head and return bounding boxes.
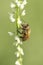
[21,23,30,30]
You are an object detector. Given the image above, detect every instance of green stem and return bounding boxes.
[16,5,20,35]
[16,5,23,65]
[16,6,19,35]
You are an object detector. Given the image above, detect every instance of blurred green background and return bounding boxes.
[0,0,43,65]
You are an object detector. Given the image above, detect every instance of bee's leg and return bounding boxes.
[17,29,23,34]
[19,36,25,41]
[19,36,23,38]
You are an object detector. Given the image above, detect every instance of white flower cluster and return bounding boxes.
[9,0,27,23]
[8,0,27,65]
[15,36,24,65]
[15,36,24,55]
[15,0,27,9]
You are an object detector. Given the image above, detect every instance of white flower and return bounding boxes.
[17,45,24,55]
[10,17,15,22]
[20,0,27,9]
[16,42,23,46]
[15,36,20,43]
[20,3,24,9]
[17,17,22,25]
[15,36,23,46]
[10,2,16,8]
[15,52,20,57]
[15,60,20,65]
[17,17,22,28]
[23,0,27,5]
[9,13,15,22]
[15,0,21,7]
[22,10,26,16]
[8,32,14,36]
[16,41,23,46]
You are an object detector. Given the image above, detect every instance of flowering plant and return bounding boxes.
[8,0,27,65]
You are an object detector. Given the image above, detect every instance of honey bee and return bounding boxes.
[18,23,31,41]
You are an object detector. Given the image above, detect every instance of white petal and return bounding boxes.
[10,2,15,8]
[15,42,22,46]
[15,52,20,57]
[17,2,21,7]
[22,10,26,16]
[17,46,24,55]
[20,0,27,9]
[16,52,20,57]
[8,32,14,36]
[9,13,15,22]
[20,4,24,9]
[20,48,24,55]
[15,36,20,43]
[15,36,22,45]
[15,60,20,65]
[15,0,21,7]
[17,17,22,24]
[23,0,27,5]
[10,17,15,22]
[17,46,21,51]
